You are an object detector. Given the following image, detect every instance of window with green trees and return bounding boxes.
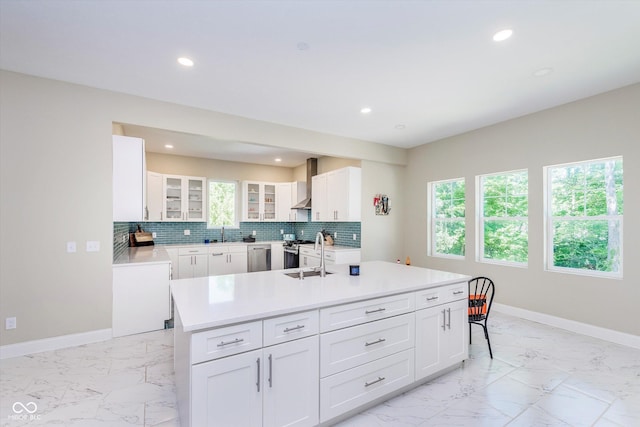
[429,178,465,257]
[546,157,623,277]
[478,170,528,265]
[208,180,238,228]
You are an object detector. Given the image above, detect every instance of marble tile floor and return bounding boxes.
[1,312,639,426]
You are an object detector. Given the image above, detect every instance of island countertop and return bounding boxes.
[170,261,470,332]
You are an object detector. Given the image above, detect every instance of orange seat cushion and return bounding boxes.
[468,294,487,317]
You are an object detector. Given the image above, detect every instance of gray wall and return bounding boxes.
[404,84,640,335]
[0,70,405,346]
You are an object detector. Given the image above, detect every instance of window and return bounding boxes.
[478,170,528,265]
[429,178,465,257]
[546,157,623,277]
[208,180,239,228]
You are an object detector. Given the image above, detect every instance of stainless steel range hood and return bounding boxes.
[292,158,317,210]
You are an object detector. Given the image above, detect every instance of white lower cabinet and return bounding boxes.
[415,296,468,380]
[178,250,208,279]
[208,245,248,276]
[191,337,319,427]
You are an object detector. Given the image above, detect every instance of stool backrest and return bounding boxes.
[468,277,495,321]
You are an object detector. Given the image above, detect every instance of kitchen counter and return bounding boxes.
[170,261,469,332]
[113,245,171,266]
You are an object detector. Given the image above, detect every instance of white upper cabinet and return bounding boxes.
[276,182,308,222]
[312,167,361,222]
[243,182,277,222]
[146,171,163,221]
[163,175,206,222]
[113,135,146,221]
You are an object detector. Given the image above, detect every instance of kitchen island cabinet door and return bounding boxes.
[263,336,319,427]
[415,298,468,380]
[192,349,263,427]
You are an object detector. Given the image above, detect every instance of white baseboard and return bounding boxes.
[0,329,112,360]
[492,303,640,350]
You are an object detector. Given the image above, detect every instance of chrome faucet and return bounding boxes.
[221,226,225,243]
[315,231,326,277]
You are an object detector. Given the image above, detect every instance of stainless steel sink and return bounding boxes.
[284,270,333,279]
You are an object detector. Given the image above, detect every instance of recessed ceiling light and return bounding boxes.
[274,158,282,162]
[492,29,513,42]
[177,57,194,67]
[533,67,553,77]
[360,107,372,114]
[297,42,310,51]
[164,144,174,149]
[395,124,406,130]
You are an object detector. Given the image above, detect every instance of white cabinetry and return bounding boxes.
[243,182,277,222]
[112,261,170,337]
[146,171,163,221]
[276,182,308,222]
[415,283,468,380]
[319,293,415,422]
[299,246,361,268]
[208,245,248,276]
[187,312,320,427]
[312,167,361,222]
[178,247,208,279]
[164,175,206,222]
[113,135,145,221]
[270,242,284,270]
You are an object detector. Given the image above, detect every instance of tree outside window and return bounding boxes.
[547,157,623,277]
[478,170,528,265]
[208,180,238,228]
[429,178,465,257]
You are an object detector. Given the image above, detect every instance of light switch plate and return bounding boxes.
[66,241,76,253]
[184,230,190,236]
[5,317,16,330]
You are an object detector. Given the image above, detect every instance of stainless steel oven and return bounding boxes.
[283,244,299,269]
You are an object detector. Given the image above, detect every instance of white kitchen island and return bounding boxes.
[171,261,471,427]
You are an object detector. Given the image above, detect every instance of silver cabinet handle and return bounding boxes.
[256,357,261,392]
[365,338,386,347]
[447,308,451,330]
[217,338,244,347]
[283,324,305,333]
[364,376,385,387]
[188,250,199,253]
[453,290,465,295]
[268,354,273,388]
[426,296,439,301]
[442,309,446,331]
[365,307,386,314]
[212,253,224,256]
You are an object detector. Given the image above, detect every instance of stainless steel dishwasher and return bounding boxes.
[247,244,271,272]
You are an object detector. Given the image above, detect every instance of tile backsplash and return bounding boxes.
[113,219,360,261]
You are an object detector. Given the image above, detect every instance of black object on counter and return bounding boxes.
[349,265,360,276]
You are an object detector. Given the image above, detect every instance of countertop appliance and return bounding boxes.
[283,239,315,269]
[248,244,271,272]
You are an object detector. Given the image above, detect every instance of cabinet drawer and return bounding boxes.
[324,251,336,262]
[415,282,467,309]
[191,321,262,364]
[299,246,320,257]
[320,292,415,332]
[178,246,208,255]
[263,310,319,347]
[320,313,415,377]
[320,349,415,423]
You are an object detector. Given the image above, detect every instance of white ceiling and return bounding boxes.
[2,0,639,161]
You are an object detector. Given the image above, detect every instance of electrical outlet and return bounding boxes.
[6,317,16,330]
[152,232,157,238]
[66,241,76,253]
[334,232,338,239]
[86,241,100,252]
[353,234,357,240]
[184,230,190,236]
[252,230,256,236]
[280,229,284,234]
[301,230,304,235]
[122,234,128,243]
